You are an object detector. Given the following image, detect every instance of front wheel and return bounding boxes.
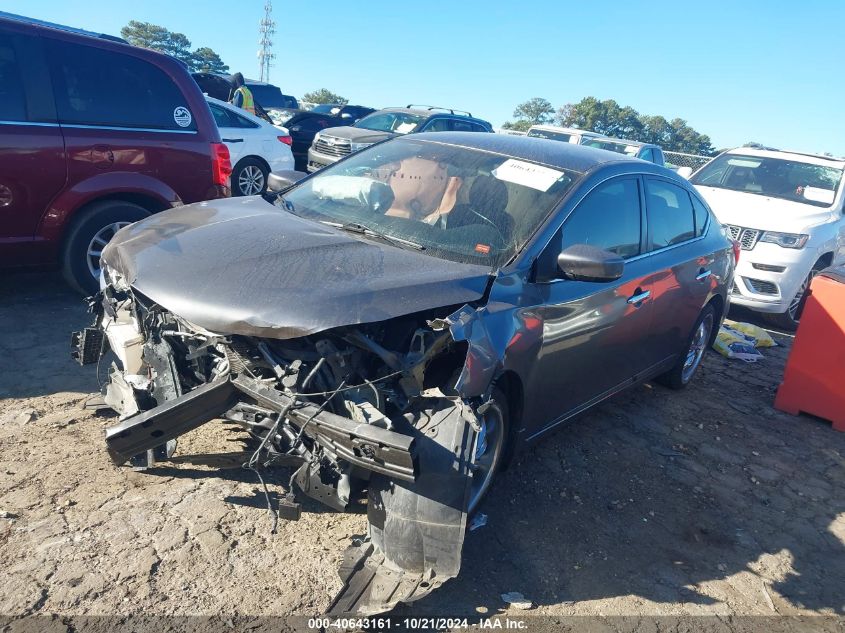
[656,305,715,390]
[765,262,825,331]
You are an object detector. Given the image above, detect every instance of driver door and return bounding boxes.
[523,176,657,434]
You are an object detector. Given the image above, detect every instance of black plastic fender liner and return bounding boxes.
[329,399,474,615]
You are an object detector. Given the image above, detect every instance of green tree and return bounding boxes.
[556,97,642,138]
[121,21,227,73]
[302,89,349,105]
[192,47,229,73]
[556,96,715,155]
[503,97,554,130]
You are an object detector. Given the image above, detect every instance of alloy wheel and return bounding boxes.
[787,269,819,322]
[238,165,265,195]
[86,222,131,280]
[681,313,714,384]
[468,400,505,514]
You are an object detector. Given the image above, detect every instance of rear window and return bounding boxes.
[46,38,196,131]
[0,35,26,122]
[248,84,285,108]
[528,129,573,143]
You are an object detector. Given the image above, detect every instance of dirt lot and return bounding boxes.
[1,271,844,622]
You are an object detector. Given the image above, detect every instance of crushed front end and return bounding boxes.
[73,270,489,615]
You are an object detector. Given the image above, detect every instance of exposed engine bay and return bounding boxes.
[73,272,498,615]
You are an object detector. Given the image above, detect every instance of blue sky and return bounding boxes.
[7,0,843,155]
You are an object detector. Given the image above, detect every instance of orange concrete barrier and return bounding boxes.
[774,266,845,432]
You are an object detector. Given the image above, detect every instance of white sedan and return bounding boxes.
[206,97,295,196]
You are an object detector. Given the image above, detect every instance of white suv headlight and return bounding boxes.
[759,231,809,249]
[350,142,372,152]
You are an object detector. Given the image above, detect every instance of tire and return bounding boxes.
[232,158,269,196]
[61,200,150,295]
[656,304,715,390]
[764,261,826,331]
[468,386,509,514]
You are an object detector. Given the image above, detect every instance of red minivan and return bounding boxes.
[0,13,231,293]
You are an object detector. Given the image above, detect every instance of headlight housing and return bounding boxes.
[759,231,809,249]
[312,132,322,146]
[349,142,372,152]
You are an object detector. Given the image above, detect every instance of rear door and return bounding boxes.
[44,35,214,206]
[0,25,66,266]
[525,176,656,432]
[641,177,715,365]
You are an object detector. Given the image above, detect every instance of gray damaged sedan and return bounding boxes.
[73,132,735,614]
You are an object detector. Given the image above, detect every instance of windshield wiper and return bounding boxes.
[319,221,425,251]
[272,193,297,215]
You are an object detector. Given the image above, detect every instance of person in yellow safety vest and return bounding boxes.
[229,73,255,115]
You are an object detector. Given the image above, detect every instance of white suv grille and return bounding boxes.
[726,224,761,250]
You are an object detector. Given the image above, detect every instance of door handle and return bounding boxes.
[696,269,712,281]
[222,138,243,143]
[627,290,651,305]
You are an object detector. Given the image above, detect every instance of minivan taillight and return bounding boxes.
[278,135,292,146]
[211,142,232,187]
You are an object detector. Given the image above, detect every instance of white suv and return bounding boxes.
[691,148,845,329]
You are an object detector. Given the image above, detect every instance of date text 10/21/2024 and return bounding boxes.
[307,617,529,629]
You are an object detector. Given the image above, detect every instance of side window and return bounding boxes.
[562,178,642,259]
[639,148,654,163]
[423,118,451,132]
[653,148,665,165]
[230,112,259,129]
[451,119,474,132]
[46,38,196,131]
[471,122,489,132]
[0,33,26,122]
[691,193,710,237]
[645,179,696,248]
[209,103,234,128]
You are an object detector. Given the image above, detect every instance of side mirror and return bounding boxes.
[557,244,624,282]
[676,166,693,179]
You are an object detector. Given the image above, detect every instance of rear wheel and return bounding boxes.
[232,158,268,196]
[656,305,715,390]
[61,200,150,295]
[765,261,826,331]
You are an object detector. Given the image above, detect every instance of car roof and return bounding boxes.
[377,106,490,125]
[724,147,845,168]
[0,11,126,43]
[407,131,643,173]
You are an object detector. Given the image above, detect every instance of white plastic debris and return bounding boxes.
[469,513,488,531]
[501,592,533,610]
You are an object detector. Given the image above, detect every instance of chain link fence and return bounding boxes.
[664,151,712,173]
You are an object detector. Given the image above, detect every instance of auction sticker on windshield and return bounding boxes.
[493,159,563,192]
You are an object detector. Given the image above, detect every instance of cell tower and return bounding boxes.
[257,1,275,82]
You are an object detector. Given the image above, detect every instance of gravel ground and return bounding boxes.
[1,271,844,622]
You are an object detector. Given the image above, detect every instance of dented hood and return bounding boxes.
[101,197,491,338]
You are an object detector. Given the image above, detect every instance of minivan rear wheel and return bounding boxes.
[655,305,715,390]
[62,200,150,295]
